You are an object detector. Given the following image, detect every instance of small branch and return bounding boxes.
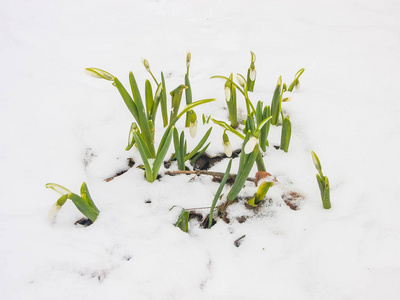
[164,170,255,183]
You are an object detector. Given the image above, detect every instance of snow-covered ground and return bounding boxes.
[2,0,400,299]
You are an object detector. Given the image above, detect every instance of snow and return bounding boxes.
[2,0,400,299]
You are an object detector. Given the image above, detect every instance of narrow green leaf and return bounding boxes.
[211,118,245,140]
[175,209,190,233]
[80,182,99,214]
[227,141,259,202]
[113,77,139,121]
[185,127,212,161]
[160,72,168,127]
[190,142,210,165]
[184,73,193,127]
[133,131,154,182]
[152,126,173,180]
[322,176,331,209]
[129,72,155,157]
[173,128,185,171]
[145,80,153,120]
[208,159,232,228]
[67,193,98,222]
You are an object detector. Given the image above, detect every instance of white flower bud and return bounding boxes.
[244,136,258,154]
[189,120,198,138]
[142,59,151,73]
[48,203,62,220]
[249,68,256,81]
[85,68,114,81]
[222,133,232,157]
[236,74,247,88]
[224,86,231,102]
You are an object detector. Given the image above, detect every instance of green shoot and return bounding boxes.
[175,209,190,233]
[247,181,273,207]
[46,182,99,222]
[208,159,232,228]
[271,76,283,126]
[280,116,291,152]
[311,151,331,209]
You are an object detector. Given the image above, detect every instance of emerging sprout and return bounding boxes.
[186,51,191,71]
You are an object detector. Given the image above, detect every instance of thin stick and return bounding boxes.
[164,170,255,183]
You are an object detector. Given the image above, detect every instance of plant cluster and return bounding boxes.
[46,52,331,231]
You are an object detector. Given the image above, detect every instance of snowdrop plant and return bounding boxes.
[246,51,256,92]
[224,73,238,128]
[280,116,291,152]
[132,99,214,182]
[175,209,189,233]
[86,63,214,182]
[247,181,274,207]
[311,151,331,209]
[185,51,193,127]
[46,182,99,222]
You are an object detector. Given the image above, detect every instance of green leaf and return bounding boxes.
[130,72,155,157]
[67,192,99,222]
[211,118,245,140]
[152,126,173,180]
[56,194,68,206]
[133,131,154,182]
[208,159,232,228]
[175,209,190,233]
[170,85,188,123]
[227,131,259,202]
[80,182,99,214]
[322,176,331,209]
[113,77,139,122]
[185,127,212,161]
[190,142,210,165]
[160,72,168,127]
[145,79,153,120]
[184,73,193,127]
[173,128,185,170]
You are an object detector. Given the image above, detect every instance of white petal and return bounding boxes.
[244,137,258,154]
[249,69,256,81]
[48,203,62,220]
[223,141,232,157]
[189,121,198,138]
[224,86,231,102]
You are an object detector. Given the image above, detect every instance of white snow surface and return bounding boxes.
[2,0,400,299]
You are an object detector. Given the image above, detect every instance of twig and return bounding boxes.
[164,170,255,183]
[234,235,246,247]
